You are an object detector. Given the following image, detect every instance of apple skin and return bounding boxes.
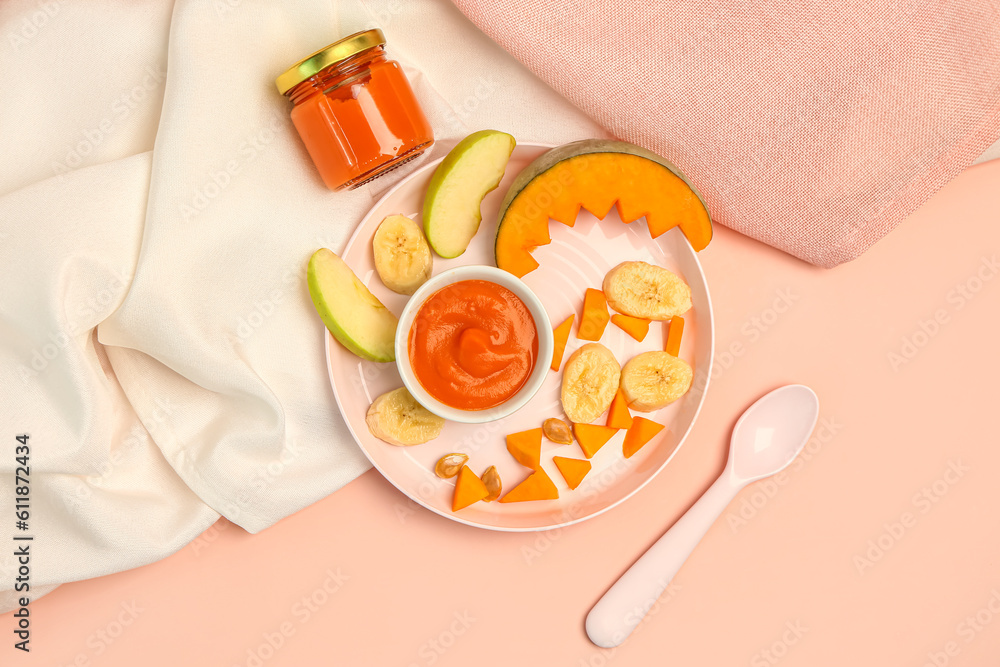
[422,129,516,259]
[307,248,398,362]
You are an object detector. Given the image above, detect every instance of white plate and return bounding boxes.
[325,143,714,531]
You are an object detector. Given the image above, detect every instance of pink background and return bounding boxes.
[9,160,1000,666]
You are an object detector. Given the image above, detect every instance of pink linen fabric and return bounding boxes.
[451,0,1000,267]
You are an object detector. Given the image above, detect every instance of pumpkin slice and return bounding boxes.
[499,468,559,503]
[506,428,542,469]
[572,423,618,459]
[553,456,592,490]
[611,314,650,342]
[578,288,610,341]
[551,315,575,371]
[665,315,685,357]
[622,417,666,459]
[495,140,713,278]
[606,389,633,430]
[452,465,489,511]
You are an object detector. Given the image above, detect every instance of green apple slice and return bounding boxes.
[307,248,397,362]
[423,129,516,258]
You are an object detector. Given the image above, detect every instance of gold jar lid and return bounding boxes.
[275,28,386,95]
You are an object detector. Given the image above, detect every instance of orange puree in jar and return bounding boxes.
[276,29,433,190]
[408,280,539,411]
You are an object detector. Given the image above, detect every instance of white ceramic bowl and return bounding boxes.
[394,265,554,424]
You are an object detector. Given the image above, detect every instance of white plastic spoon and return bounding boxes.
[586,384,820,648]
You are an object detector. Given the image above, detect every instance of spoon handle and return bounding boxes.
[586,473,742,648]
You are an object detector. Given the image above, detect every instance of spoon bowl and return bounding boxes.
[729,384,820,482]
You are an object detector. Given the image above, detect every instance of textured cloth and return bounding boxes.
[0,0,602,611]
[451,0,1000,267]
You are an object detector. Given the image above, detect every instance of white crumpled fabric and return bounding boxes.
[0,0,604,610]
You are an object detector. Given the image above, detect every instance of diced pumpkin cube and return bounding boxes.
[623,417,665,458]
[665,315,685,357]
[553,456,592,490]
[551,315,575,371]
[506,428,543,469]
[611,314,650,342]
[578,288,610,341]
[499,468,559,503]
[572,423,618,459]
[606,389,633,430]
[452,465,489,511]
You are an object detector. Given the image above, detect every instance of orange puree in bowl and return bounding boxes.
[408,280,538,411]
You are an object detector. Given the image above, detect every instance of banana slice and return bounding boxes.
[561,343,621,424]
[602,261,691,320]
[620,351,693,412]
[366,387,445,446]
[372,214,433,295]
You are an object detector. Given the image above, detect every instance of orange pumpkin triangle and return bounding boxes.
[611,314,650,342]
[665,315,685,357]
[572,423,618,459]
[623,417,666,459]
[553,456,592,490]
[578,288,610,341]
[606,389,634,430]
[499,468,559,503]
[551,315,575,372]
[452,465,489,511]
[506,428,542,469]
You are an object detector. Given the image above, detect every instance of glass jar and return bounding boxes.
[276,29,434,190]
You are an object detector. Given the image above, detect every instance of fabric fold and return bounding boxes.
[1,0,602,610]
